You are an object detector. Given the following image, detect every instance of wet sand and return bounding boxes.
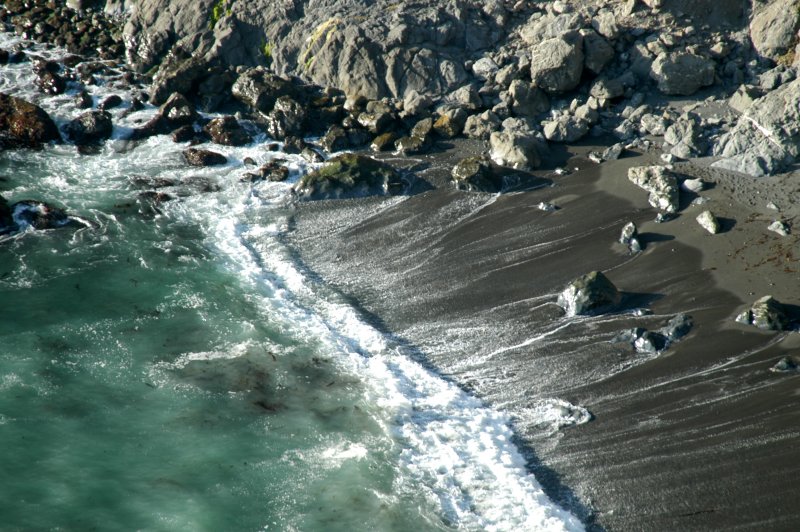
[285,139,800,530]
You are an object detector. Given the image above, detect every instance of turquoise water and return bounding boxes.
[0,34,583,531]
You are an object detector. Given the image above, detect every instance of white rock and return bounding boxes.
[768,220,790,236]
[696,210,720,234]
[681,178,704,193]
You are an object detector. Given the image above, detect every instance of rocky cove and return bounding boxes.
[4,0,800,530]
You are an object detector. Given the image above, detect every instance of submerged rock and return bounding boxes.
[736,295,792,331]
[557,271,622,317]
[0,195,13,232]
[293,154,405,200]
[0,93,61,149]
[628,166,679,214]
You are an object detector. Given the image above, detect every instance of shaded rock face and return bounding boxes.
[749,0,800,62]
[0,94,61,150]
[293,154,404,200]
[627,166,679,214]
[736,296,792,331]
[650,53,716,96]
[713,78,800,177]
[63,111,113,147]
[557,271,622,317]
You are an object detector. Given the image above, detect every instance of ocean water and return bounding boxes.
[0,34,584,531]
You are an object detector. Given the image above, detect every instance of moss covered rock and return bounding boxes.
[294,154,404,200]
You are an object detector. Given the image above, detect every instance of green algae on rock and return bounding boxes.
[293,153,404,200]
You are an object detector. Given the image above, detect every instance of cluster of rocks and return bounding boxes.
[0,0,124,60]
[556,270,694,354]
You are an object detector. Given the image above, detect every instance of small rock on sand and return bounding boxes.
[696,210,720,234]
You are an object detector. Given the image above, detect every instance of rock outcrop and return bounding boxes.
[713,78,800,177]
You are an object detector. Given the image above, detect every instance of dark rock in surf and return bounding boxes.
[35,70,67,95]
[204,116,252,146]
[266,96,307,140]
[160,92,199,129]
[182,148,227,167]
[0,195,13,232]
[0,93,61,149]
[10,200,78,230]
[99,94,123,111]
[75,90,94,109]
[557,271,622,317]
[63,110,113,146]
[294,154,404,200]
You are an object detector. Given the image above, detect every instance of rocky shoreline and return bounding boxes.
[3,0,800,530]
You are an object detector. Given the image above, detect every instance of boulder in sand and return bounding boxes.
[451,156,500,192]
[489,128,542,170]
[557,271,622,316]
[627,166,679,213]
[696,210,720,234]
[736,296,792,331]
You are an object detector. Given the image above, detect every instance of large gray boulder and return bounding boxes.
[749,0,800,62]
[713,78,800,176]
[557,271,622,317]
[628,166,680,213]
[489,129,542,170]
[530,32,584,94]
[650,52,716,96]
[509,80,550,118]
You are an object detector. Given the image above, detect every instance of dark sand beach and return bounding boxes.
[286,138,800,530]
